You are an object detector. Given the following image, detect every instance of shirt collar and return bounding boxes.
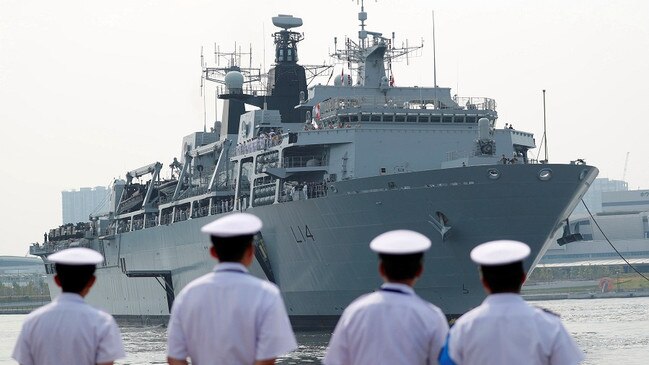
[380,282,415,295]
[56,292,85,304]
[214,262,249,273]
[483,292,525,305]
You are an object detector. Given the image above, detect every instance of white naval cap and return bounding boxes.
[470,240,531,266]
[370,230,431,254]
[201,212,263,237]
[48,247,103,265]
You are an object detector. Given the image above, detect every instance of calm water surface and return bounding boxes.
[1,297,648,364]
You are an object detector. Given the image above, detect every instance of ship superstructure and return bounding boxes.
[30,5,597,328]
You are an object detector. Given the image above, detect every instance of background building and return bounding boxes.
[61,186,109,224]
[571,178,628,215]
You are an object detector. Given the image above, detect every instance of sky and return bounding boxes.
[1,0,648,256]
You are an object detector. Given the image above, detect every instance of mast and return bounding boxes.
[543,89,548,162]
[432,10,437,87]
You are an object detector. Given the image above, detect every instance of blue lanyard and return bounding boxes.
[380,287,410,295]
[217,268,247,274]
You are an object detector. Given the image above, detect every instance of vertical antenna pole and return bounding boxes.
[432,10,437,87]
[543,89,548,162]
[203,82,207,133]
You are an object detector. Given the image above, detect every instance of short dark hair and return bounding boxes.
[55,264,96,293]
[211,234,254,262]
[480,261,525,293]
[379,252,424,281]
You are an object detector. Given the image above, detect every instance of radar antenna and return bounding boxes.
[331,0,423,87]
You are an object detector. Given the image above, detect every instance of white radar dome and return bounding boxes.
[334,73,352,86]
[224,71,244,92]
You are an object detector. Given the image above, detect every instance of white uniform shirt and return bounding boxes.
[440,293,583,365]
[324,283,449,365]
[12,293,125,365]
[167,262,297,364]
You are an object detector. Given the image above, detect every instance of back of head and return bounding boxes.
[479,261,525,293]
[55,264,96,293]
[48,247,103,294]
[379,252,424,281]
[370,230,431,282]
[201,213,262,263]
[470,240,530,294]
[210,235,254,262]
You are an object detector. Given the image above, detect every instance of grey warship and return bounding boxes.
[30,5,598,328]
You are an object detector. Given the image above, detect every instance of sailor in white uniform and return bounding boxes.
[324,230,449,365]
[439,240,584,365]
[167,213,297,365]
[12,247,125,365]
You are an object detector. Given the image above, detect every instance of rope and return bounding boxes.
[582,198,649,282]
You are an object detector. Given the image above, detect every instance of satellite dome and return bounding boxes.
[224,71,244,93]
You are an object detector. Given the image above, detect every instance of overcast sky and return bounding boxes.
[1,0,648,256]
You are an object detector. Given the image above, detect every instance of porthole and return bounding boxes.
[538,168,552,181]
[487,168,500,180]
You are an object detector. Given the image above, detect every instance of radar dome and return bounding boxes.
[334,73,352,86]
[224,71,244,93]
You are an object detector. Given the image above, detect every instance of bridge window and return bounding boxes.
[454,115,465,123]
[442,116,452,123]
[407,116,417,122]
[418,116,429,123]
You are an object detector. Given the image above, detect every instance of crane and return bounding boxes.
[622,152,630,182]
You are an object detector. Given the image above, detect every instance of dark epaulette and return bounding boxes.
[534,306,560,317]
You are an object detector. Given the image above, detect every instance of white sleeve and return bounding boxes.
[428,310,450,365]
[550,322,584,365]
[255,293,297,361]
[322,314,350,365]
[12,322,34,365]
[96,316,126,363]
[166,296,189,361]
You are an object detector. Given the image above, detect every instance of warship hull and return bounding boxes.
[44,163,597,328]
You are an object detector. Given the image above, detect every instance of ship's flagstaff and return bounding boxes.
[432,10,437,88]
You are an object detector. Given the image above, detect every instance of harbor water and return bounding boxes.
[1,297,648,364]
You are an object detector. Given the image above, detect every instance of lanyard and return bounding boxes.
[380,287,410,295]
[217,268,247,274]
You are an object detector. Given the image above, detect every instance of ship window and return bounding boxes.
[383,115,394,122]
[349,115,359,122]
[538,168,552,181]
[418,116,429,123]
[395,115,405,122]
[407,116,417,123]
[454,115,465,123]
[278,49,284,62]
[443,116,453,123]
[371,115,381,122]
[430,116,441,123]
[466,116,477,124]
[339,116,349,123]
[487,168,500,180]
[380,167,387,174]
[361,114,370,122]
